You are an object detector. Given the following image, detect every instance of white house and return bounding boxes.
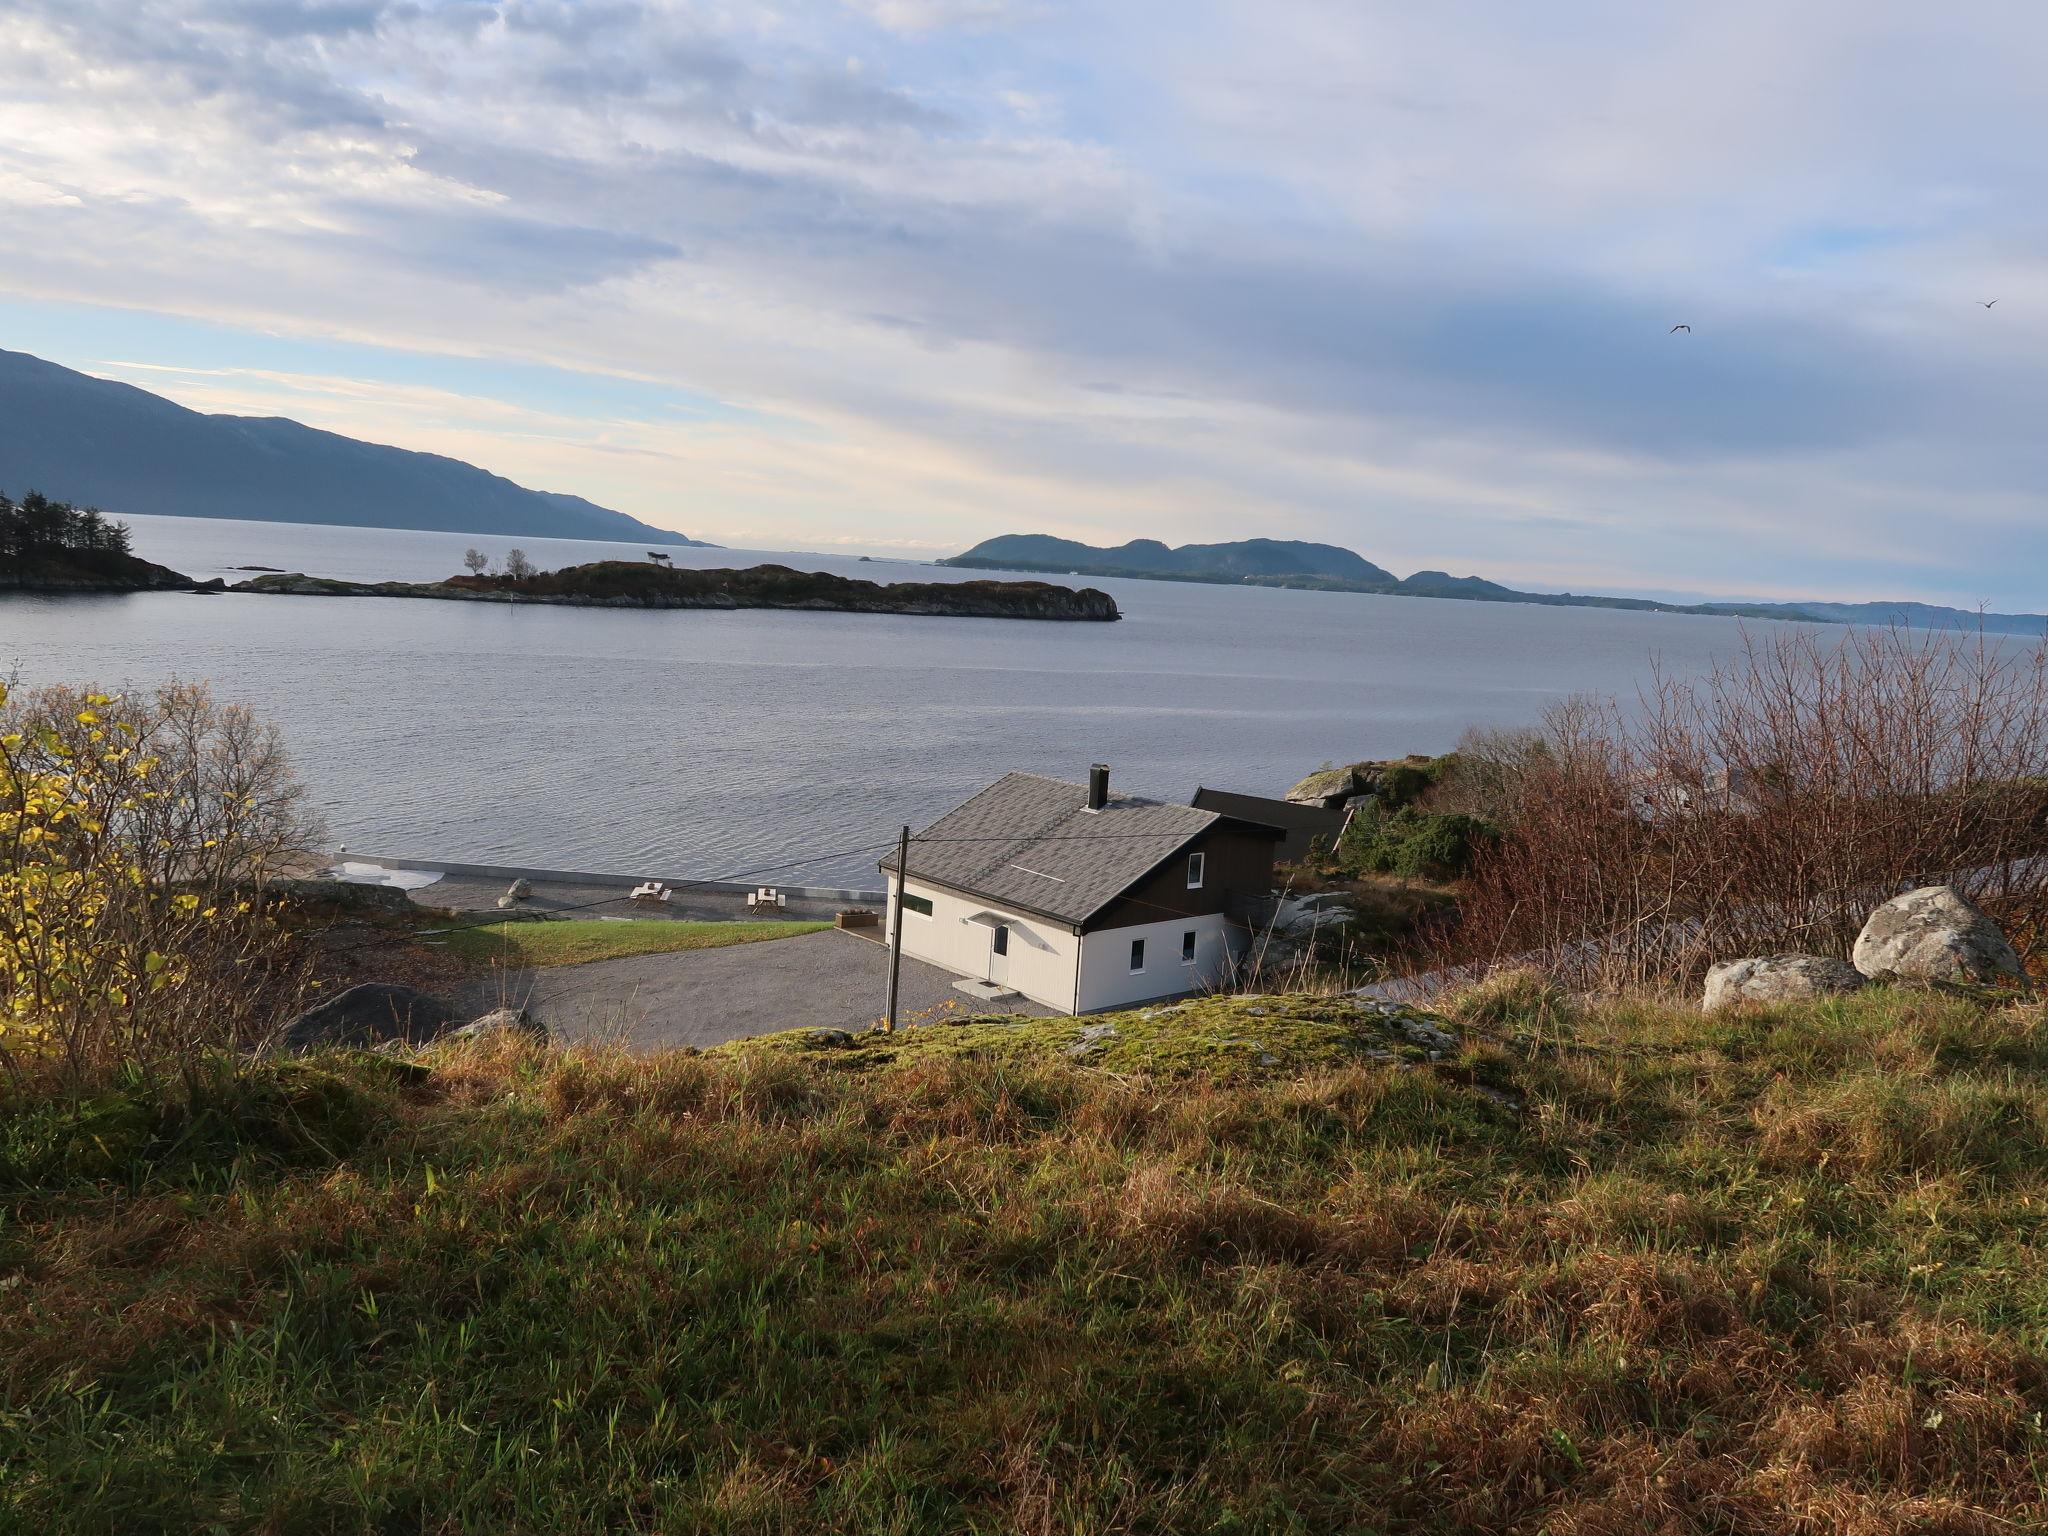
[880,764,1282,1013]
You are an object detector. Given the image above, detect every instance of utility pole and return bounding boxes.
[883,824,910,1033]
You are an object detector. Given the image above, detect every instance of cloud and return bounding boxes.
[1,1,2046,604]
[842,0,1041,34]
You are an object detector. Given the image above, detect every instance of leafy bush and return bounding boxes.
[1373,757,1443,809]
[1337,800,1501,879]
[0,682,317,1088]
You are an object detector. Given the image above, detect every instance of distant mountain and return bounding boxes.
[1731,599,2048,632]
[944,533,2048,635]
[943,534,1395,585]
[0,348,708,546]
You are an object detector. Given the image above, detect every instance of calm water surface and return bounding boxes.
[5,513,1803,885]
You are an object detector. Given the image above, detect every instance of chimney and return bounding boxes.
[1087,763,1110,812]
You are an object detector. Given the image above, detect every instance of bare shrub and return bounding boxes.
[1431,724,1551,820]
[3,681,325,888]
[1440,625,2048,989]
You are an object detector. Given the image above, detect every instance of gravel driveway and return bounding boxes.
[461,928,1049,1051]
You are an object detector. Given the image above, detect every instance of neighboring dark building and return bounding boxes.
[1190,787,1349,865]
[881,765,1282,1011]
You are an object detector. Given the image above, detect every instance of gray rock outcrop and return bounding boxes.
[1703,954,1866,1012]
[260,877,415,916]
[1285,766,1359,807]
[448,1007,547,1043]
[1852,885,2023,984]
[276,982,458,1052]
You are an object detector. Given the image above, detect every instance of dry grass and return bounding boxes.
[3,984,2047,1532]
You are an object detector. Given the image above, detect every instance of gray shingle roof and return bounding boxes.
[881,771,1218,927]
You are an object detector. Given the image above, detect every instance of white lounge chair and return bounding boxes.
[630,881,672,904]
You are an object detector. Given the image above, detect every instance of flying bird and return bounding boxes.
[1981,299,1999,308]
[1670,323,1691,333]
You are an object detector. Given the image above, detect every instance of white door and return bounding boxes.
[988,922,1011,986]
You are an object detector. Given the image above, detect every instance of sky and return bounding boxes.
[0,1,2043,605]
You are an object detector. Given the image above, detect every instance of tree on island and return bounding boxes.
[0,489,134,565]
[462,548,489,576]
[503,548,536,581]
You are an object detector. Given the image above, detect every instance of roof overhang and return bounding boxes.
[887,870,1083,933]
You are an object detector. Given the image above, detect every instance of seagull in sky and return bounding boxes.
[1670,323,1691,333]
[1981,299,1999,308]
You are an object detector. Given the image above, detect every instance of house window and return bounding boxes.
[992,924,1009,956]
[901,891,933,918]
[1129,938,1146,973]
[1186,851,1205,890]
[1181,930,1197,965]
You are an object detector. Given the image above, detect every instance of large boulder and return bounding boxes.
[1852,885,2024,985]
[1285,765,1359,807]
[1703,954,1866,1012]
[276,983,458,1052]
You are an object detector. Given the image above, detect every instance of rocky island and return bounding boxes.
[231,559,1121,621]
[1,489,204,593]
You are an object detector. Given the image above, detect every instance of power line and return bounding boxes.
[908,831,1228,844]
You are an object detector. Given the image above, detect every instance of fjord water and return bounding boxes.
[9,513,1793,886]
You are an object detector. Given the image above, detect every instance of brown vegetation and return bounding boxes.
[1442,625,2048,988]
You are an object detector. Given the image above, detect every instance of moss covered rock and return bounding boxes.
[724,992,1464,1080]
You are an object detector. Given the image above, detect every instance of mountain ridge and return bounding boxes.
[942,533,2048,634]
[0,348,707,546]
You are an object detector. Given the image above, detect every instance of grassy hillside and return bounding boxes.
[4,983,2046,1531]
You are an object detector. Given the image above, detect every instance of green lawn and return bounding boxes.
[6,982,2048,1531]
[437,916,830,967]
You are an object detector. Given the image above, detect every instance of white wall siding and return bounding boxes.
[885,876,1082,1013]
[1074,913,1241,1013]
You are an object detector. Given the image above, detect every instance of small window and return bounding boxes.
[1186,851,1206,890]
[992,924,1009,956]
[901,891,933,918]
[1181,930,1197,965]
[1129,938,1146,973]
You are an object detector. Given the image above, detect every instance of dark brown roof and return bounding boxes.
[881,771,1221,927]
[1190,788,1347,834]
[1190,787,1347,864]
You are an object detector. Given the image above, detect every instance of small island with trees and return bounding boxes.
[231,557,1121,621]
[0,490,198,592]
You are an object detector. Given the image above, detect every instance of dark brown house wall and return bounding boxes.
[1083,823,1277,932]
